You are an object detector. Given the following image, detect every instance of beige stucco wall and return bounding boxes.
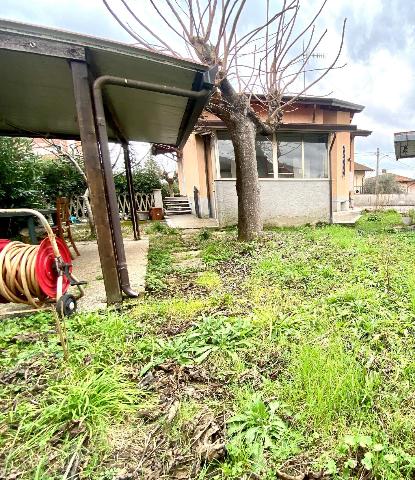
[331,130,352,211]
[180,134,212,217]
[354,171,365,191]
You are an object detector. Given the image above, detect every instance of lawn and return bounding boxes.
[2,211,415,479]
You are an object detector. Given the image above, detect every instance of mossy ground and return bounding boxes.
[2,211,415,479]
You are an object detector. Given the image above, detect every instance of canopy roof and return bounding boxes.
[0,19,214,146]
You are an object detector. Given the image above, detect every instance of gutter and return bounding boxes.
[92,74,213,298]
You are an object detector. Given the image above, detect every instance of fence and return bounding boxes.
[69,190,161,220]
[354,193,415,208]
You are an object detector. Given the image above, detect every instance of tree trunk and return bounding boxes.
[83,188,96,236]
[226,117,262,241]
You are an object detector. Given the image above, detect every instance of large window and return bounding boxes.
[216,131,328,179]
[276,134,302,178]
[217,132,235,178]
[256,136,274,178]
[303,134,328,178]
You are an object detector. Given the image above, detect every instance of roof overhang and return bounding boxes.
[203,121,370,134]
[281,96,365,113]
[249,95,365,113]
[0,19,215,146]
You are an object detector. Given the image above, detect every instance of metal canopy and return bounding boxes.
[0,19,215,305]
[0,19,213,145]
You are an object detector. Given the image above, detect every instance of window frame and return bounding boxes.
[215,131,329,180]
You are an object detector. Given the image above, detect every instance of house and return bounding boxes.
[370,171,415,193]
[391,174,415,193]
[354,162,374,193]
[176,95,371,226]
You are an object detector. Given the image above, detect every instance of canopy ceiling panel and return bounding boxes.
[0,49,80,138]
[0,19,212,145]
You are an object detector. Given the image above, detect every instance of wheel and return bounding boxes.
[56,294,77,317]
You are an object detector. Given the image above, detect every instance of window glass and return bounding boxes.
[256,136,274,178]
[217,132,274,178]
[277,134,302,178]
[303,134,328,178]
[217,132,235,178]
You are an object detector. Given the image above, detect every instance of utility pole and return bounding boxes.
[374,147,380,210]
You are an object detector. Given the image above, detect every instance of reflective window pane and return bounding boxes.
[277,134,302,178]
[217,132,235,178]
[256,136,274,178]
[303,134,328,178]
[217,132,274,178]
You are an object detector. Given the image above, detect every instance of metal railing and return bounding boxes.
[69,192,155,220]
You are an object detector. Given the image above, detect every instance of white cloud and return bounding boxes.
[1,0,415,177]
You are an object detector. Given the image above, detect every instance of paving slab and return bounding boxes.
[333,209,362,225]
[165,214,218,229]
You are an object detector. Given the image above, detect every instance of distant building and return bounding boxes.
[353,162,374,194]
[363,170,415,194]
[389,173,415,193]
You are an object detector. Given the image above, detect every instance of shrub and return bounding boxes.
[0,137,44,208]
[363,174,404,194]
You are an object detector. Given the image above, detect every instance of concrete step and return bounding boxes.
[163,195,191,216]
[165,210,192,215]
[165,207,192,212]
[164,200,190,205]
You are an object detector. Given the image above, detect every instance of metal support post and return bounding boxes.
[70,60,122,304]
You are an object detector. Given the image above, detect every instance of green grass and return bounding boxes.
[3,211,415,478]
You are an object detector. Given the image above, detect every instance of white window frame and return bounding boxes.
[274,133,329,179]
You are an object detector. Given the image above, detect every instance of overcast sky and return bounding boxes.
[1,0,414,177]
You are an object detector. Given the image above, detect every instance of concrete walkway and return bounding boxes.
[0,236,148,317]
[74,237,148,311]
[333,209,362,225]
[165,214,218,229]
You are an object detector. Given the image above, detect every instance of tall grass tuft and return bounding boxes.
[284,341,377,432]
[5,367,142,471]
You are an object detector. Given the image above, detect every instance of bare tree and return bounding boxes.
[38,139,96,236]
[104,0,346,240]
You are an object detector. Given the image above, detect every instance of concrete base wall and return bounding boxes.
[354,193,415,207]
[215,179,330,226]
[332,196,350,212]
[188,195,211,218]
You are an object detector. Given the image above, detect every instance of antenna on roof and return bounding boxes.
[302,40,325,90]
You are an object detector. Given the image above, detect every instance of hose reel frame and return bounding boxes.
[0,208,85,316]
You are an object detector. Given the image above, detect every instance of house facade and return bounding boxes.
[177,96,371,226]
[353,162,374,194]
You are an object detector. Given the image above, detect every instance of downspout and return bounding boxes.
[202,134,213,218]
[92,75,212,297]
[328,133,336,224]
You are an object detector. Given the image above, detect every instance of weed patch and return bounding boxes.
[4,212,415,479]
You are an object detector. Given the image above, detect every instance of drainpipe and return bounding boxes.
[92,75,212,297]
[328,133,337,224]
[202,134,213,218]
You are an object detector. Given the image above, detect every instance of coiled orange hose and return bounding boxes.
[0,209,68,309]
[0,241,45,307]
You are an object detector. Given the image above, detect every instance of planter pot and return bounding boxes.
[138,212,149,221]
[149,207,164,220]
